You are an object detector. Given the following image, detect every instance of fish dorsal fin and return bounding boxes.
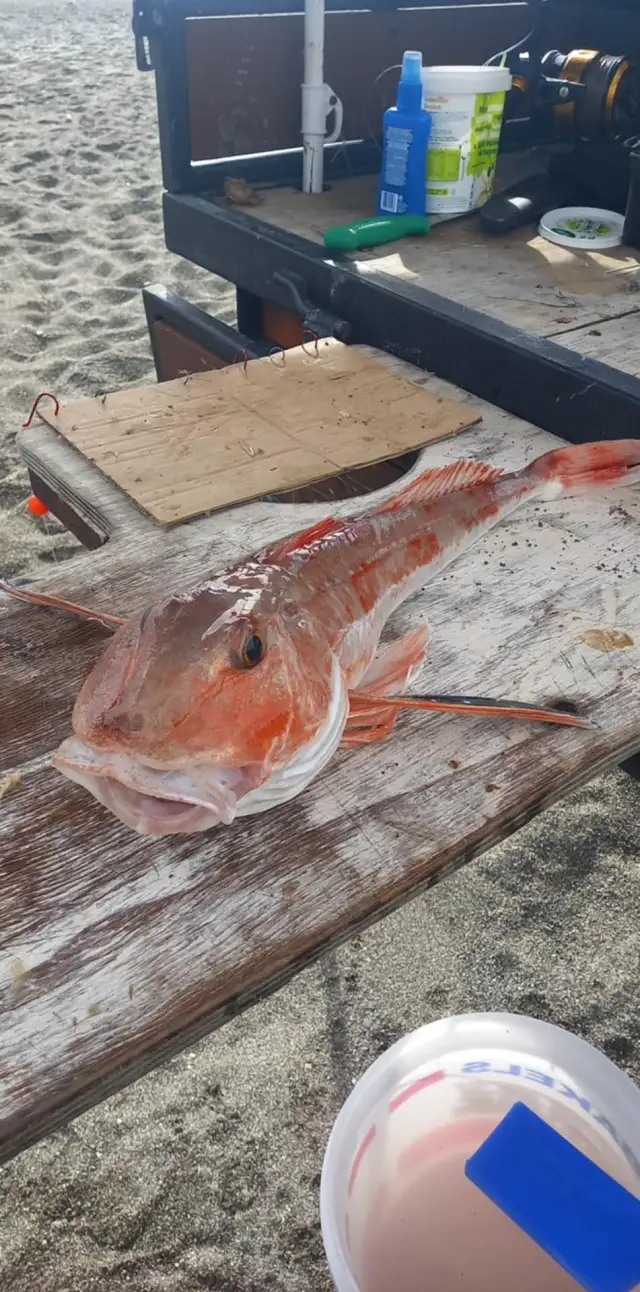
[375,459,504,514]
[260,515,344,563]
[259,460,504,558]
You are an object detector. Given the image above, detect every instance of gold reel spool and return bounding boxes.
[552,49,638,139]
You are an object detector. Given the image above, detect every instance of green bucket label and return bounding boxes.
[467,91,505,179]
[424,86,507,212]
[426,148,461,183]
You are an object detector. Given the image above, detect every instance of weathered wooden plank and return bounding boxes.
[554,312,640,378]
[2,349,640,1164]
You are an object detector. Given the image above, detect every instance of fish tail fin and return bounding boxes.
[523,440,640,502]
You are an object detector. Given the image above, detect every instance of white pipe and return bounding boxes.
[301,0,326,193]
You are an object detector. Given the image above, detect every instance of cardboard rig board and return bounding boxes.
[37,339,481,526]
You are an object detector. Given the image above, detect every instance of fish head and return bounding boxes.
[53,569,340,835]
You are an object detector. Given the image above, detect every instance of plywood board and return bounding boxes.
[37,339,480,525]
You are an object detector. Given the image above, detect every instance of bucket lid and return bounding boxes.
[539,206,624,250]
[422,65,512,94]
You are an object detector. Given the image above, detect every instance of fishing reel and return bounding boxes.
[480,1,640,233]
[507,47,640,143]
[486,0,640,146]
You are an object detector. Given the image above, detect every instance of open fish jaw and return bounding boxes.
[52,737,257,836]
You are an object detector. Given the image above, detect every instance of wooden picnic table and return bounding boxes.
[2,347,640,1167]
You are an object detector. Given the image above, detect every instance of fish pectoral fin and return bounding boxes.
[342,627,431,745]
[355,626,430,698]
[366,692,594,729]
[0,579,125,631]
[342,693,401,747]
[343,690,594,742]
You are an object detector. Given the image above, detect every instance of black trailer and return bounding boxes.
[134,0,640,443]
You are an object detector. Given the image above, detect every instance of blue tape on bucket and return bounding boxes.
[465,1101,640,1292]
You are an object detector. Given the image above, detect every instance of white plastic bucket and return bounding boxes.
[320,1012,640,1292]
[422,65,512,216]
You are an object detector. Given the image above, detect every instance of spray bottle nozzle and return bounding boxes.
[401,51,423,83]
[396,49,424,112]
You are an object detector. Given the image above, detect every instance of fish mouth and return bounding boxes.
[52,737,260,836]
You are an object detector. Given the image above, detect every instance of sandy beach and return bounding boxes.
[1,2,639,1289]
[0,0,231,577]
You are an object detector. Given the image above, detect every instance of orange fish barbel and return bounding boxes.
[2,440,639,836]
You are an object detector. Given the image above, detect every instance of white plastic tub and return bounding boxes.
[422,65,512,216]
[320,1011,640,1292]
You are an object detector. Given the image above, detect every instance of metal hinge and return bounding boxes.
[272,271,351,342]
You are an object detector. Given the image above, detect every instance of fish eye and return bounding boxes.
[241,632,265,669]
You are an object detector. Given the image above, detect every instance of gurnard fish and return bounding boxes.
[2,440,639,836]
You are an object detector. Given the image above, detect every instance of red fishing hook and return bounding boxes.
[23,391,60,428]
[233,349,250,375]
[301,328,320,357]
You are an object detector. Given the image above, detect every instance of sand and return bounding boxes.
[0,3,639,1289]
[0,0,231,576]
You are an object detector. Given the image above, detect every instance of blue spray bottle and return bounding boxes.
[377,51,431,217]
